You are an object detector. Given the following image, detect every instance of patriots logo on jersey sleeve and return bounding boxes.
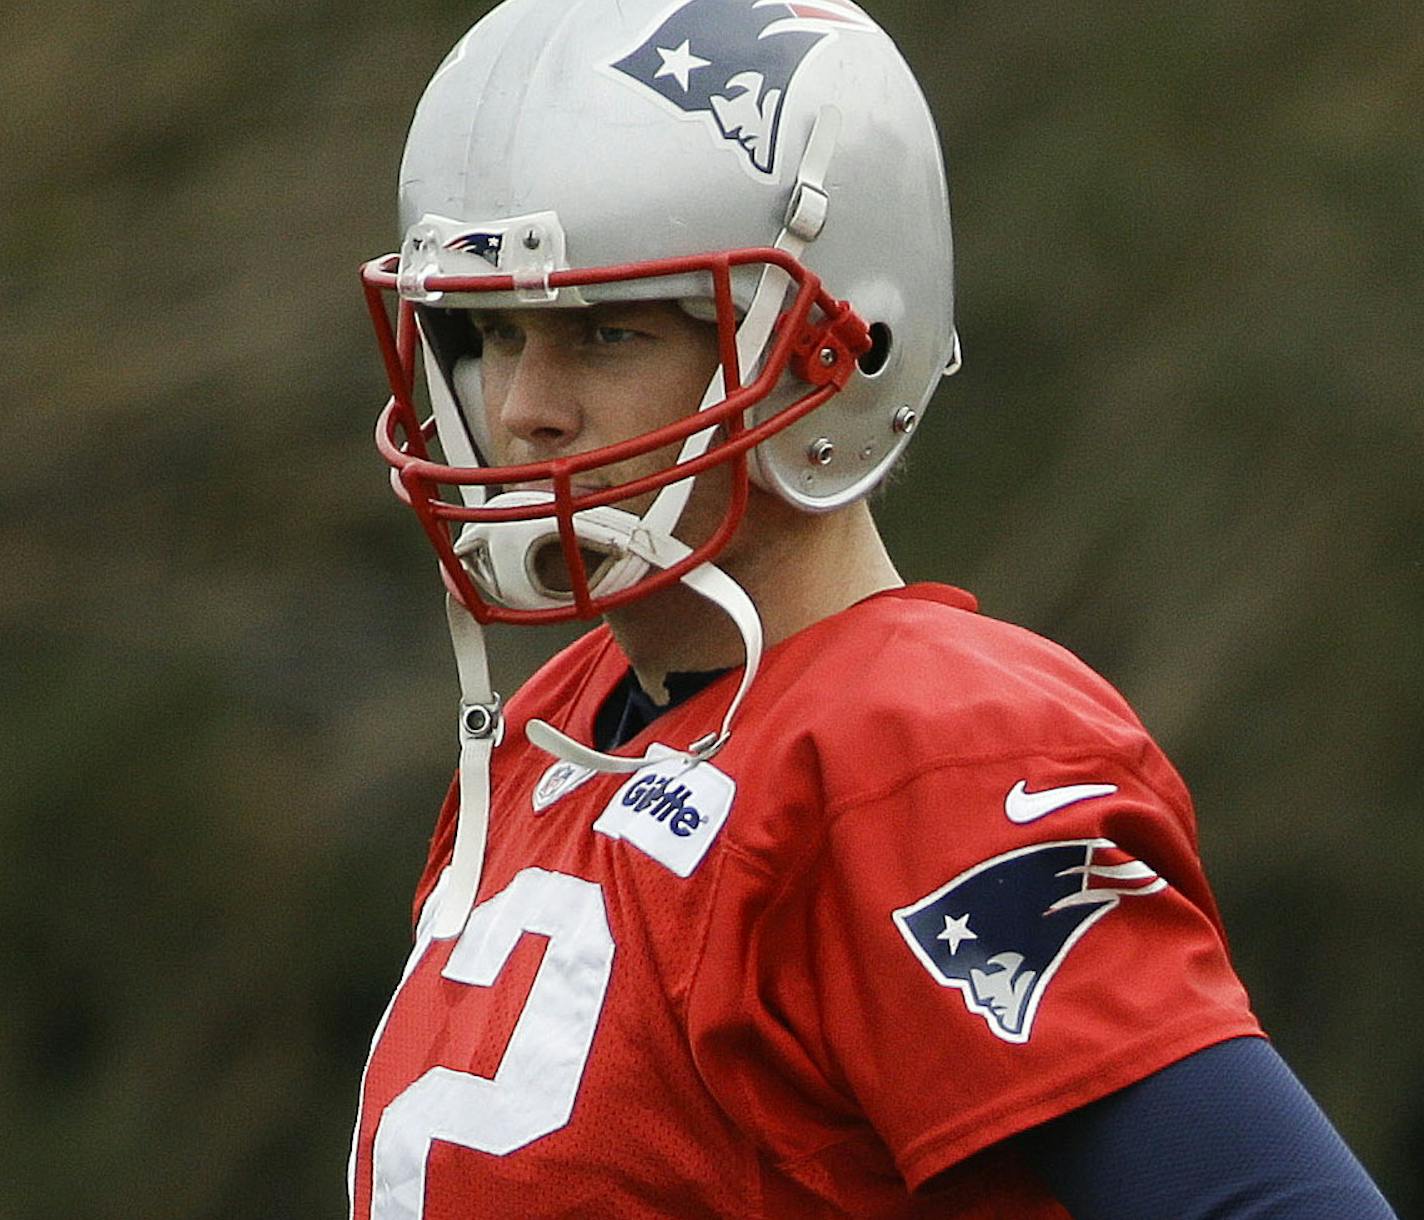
[892,840,1167,1043]
[610,0,874,175]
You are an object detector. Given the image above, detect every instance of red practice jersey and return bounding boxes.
[350,585,1261,1218]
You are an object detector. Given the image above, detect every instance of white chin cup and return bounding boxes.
[453,490,652,611]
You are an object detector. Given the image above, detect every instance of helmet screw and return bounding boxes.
[523,229,542,250]
[818,347,837,368]
[893,407,919,435]
[808,438,836,467]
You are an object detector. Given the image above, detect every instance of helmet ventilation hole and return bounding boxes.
[858,322,893,378]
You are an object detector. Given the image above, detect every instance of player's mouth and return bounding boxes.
[505,479,608,498]
[528,534,624,598]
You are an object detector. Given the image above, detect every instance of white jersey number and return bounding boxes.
[368,867,615,1220]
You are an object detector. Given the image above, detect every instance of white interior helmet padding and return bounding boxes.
[425,344,483,507]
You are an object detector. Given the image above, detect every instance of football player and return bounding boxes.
[348,1,1398,1216]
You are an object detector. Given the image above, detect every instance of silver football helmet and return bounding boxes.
[364,0,958,625]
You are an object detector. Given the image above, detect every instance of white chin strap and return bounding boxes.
[432,529,762,940]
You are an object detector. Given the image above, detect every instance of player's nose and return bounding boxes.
[493,339,581,451]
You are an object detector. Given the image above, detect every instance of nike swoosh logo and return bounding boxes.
[1004,780,1118,824]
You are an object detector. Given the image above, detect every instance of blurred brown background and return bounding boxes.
[1,1,1419,1216]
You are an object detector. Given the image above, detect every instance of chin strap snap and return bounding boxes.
[431,593,504,938]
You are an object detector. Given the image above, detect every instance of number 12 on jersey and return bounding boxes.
[358,868,616,1220]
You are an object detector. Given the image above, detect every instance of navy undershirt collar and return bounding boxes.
[593,669,727,752]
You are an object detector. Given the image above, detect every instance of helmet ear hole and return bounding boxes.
[858,322,894,378]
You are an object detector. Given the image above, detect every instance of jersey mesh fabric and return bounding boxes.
[351,584,1261,1218]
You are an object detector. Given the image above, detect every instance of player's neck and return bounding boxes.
[606,498,902,705]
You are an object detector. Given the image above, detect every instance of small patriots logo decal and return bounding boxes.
[609,0,874,175]
[893,840,1168,1043]
[446,230,504,267]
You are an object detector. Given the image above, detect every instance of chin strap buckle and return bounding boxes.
[460,695,505,746]
[782,299,873,390]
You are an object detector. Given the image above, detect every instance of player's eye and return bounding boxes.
[472,315,522,351]
[589,325,639,346]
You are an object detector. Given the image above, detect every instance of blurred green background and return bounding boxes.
[1,0,1419,1216]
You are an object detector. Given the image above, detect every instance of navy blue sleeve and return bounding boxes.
[1018,1036,1397,1219]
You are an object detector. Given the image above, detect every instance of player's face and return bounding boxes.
[473,302,730,580]
[472,301,730,593]
[474,300,721,485]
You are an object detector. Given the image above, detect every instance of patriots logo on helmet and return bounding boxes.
[446,231,504,268]
[893,839,1168,1044]
[610,0,874,175]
